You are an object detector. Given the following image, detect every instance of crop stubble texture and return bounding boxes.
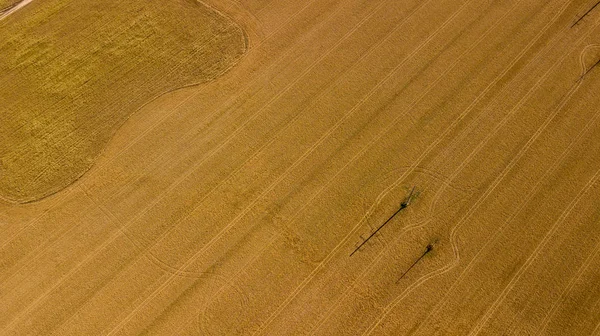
[3,0,600,335]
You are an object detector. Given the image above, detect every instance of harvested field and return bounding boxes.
[1,0,600,335]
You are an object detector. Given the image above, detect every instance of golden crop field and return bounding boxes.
[1,0,600,335]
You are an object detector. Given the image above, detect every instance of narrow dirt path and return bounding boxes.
[0,0,33,22]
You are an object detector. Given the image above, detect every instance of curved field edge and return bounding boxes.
[0,0,247,203]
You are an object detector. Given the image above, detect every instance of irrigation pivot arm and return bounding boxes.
[396,243,434,283]
[350,186,417,256]
[401,186,416,208]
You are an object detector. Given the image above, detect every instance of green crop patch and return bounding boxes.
[0,0,247,202]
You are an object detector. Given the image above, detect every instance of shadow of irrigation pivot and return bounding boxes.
[350,186,417,257]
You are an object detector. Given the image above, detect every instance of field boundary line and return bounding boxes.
[1,0,322,206]
[0,7,248,287]
[0,0,255,257]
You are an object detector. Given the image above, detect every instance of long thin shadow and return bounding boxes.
[395,243,434,283]
[350,187,416,257]
[581,58,600,80]
[571,0,600,28]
